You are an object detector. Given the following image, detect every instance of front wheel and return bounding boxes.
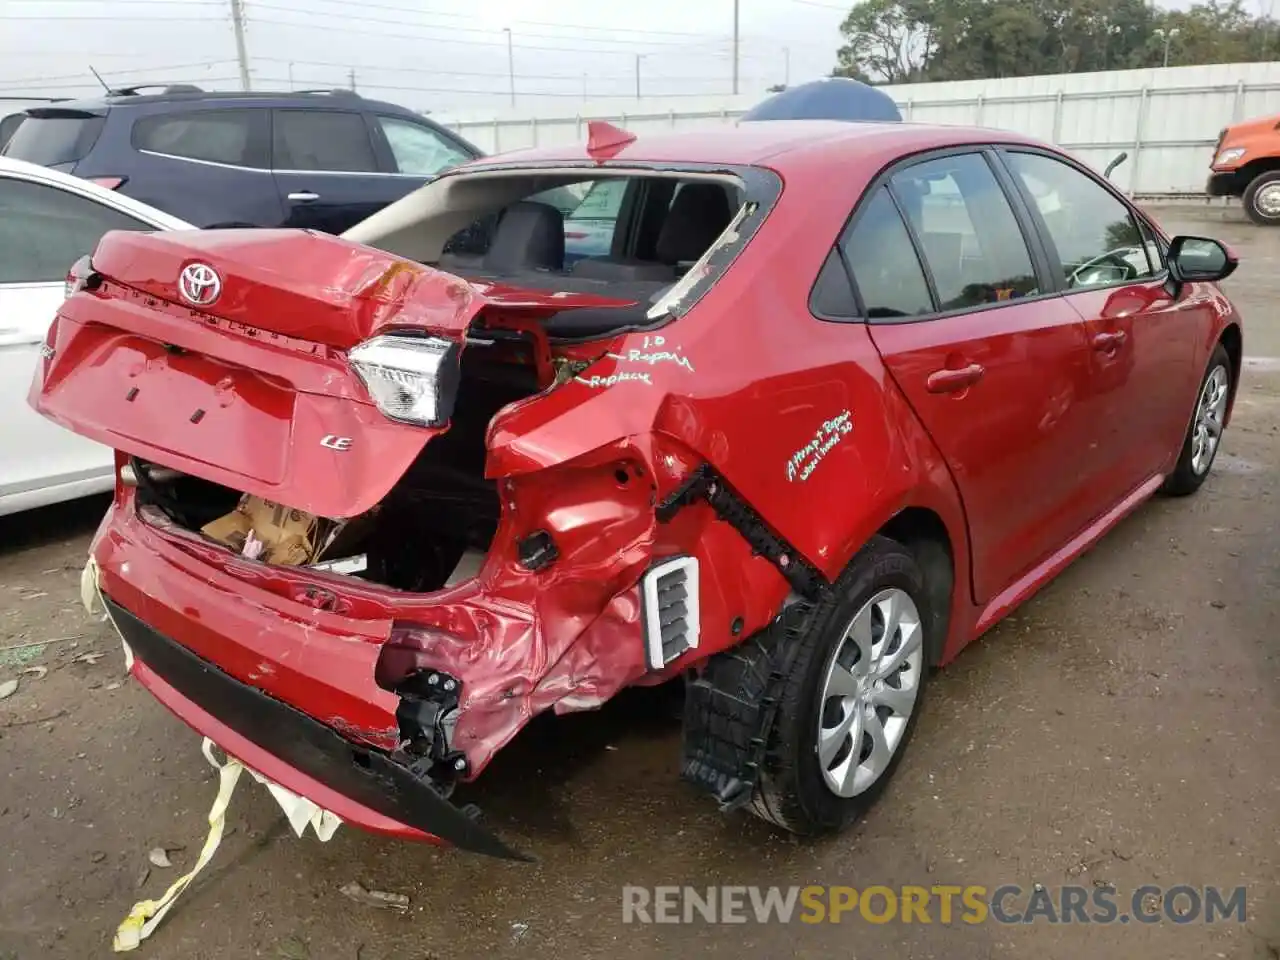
[1242,170,1280,226]
[1162,343,1232,496]
[750,536,935,835]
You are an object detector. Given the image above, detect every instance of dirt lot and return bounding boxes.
[1,211,1277,960]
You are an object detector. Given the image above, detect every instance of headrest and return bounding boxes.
[655,184,733,265]
[483,201,565,273]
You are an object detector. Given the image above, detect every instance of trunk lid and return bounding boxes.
[88,228,481,348]
[31,228,635,519]
[29,229,538,519]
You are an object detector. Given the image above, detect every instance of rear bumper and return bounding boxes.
[104,594,530,860]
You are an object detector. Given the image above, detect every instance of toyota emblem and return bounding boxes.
[179,263,221,306]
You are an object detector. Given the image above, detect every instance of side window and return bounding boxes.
[891,153,1039,311]
[840,186,934,319]
[567,179,628,223]
[133,110,264,168]
[810,249,859,318]
[376,116,471,175]
[272,110,377,172]
[1005,151,1156,289]
[0,178,150,284]
[1137,216,1166,273]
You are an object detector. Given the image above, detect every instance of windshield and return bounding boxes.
[2,113,106,167]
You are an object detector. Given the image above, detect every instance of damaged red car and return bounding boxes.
[31,119,1242,860]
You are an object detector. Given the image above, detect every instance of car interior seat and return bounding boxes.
[571,182,734,281]
[481,201,566,275]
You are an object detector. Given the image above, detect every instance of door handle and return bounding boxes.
[287,191,320,202]
[926,362,985,394]
[1092,330,1127,351]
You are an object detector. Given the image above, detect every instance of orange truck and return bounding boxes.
[1206,111,1280,225]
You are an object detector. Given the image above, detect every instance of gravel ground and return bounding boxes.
[0,213,1276,960]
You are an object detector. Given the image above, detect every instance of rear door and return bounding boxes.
[0,173,156,510]
[856,150,1103,603]
[998,149,1205,492]
[124,107,281,227]
[271,109,407,234]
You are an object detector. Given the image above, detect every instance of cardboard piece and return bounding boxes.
[201,495,318,566]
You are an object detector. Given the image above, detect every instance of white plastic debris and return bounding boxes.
[147,848,172,869]
[112,738,342,951]
[339,881,409,913]
[0,679,17,700]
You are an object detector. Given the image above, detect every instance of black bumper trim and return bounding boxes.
[1205,171,1241,197]
[104,597,531,861]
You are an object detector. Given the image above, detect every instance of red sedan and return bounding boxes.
[31,119,1241,859]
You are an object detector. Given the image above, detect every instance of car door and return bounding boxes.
[124,107,281,227]
[855,150,1103,604]
[0,174,156,513]
[271,109,407,234]
[998,149,1206,493]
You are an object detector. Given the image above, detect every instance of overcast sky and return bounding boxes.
[0,0,863,114]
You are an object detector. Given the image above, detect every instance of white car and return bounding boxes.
[0,157,191,516]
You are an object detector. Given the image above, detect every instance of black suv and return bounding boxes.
[1,85,482,234]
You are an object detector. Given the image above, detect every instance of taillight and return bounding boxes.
[87,176,126,190]
[64,254,100,299]
[348,334,460,428]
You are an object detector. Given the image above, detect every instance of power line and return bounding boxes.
[263,0,723,40]
[0,60,237,89]
[3,14,226,21]
[0,77,243,94]
[245,14,731,56]
[246,4,730,51]
[11,0,222,4]
[257,56,740,84]
[249,77,754,99]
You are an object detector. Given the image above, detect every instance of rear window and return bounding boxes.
[2,113,106,166]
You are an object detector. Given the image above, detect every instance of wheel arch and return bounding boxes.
[1219,322,1243,427]
[877,506,958,668]
[1239,157,1280,192]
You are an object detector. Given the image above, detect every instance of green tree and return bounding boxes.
[832,0,1278,82]
[833,0,938,83]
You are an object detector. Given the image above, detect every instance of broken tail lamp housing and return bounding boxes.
[641,556,701,671]
[65,254,100,300]
[348,334,461,428]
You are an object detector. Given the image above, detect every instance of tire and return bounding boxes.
[1162,343,1232,497]
[1242,170,1280,226]
[749,536,936,835]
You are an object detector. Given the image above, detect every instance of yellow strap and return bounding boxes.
[113,742,243,952]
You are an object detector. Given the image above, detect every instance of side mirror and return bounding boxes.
[1168,235,1238,285]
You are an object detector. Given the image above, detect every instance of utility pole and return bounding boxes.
[1155,26,1180,68]
[504,28,515,107]
[732,0,740,95]
[229,0,251,91]
[287,61,294,89]
[348,67,356,91]
[635,54,642,99]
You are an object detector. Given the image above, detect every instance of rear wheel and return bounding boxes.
[1242,170,1280,226]
[1162,344,1232,496]
[750,536,934,834]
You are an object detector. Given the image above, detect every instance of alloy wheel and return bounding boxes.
[1191,364,1230,476]
[816,587,924,798]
